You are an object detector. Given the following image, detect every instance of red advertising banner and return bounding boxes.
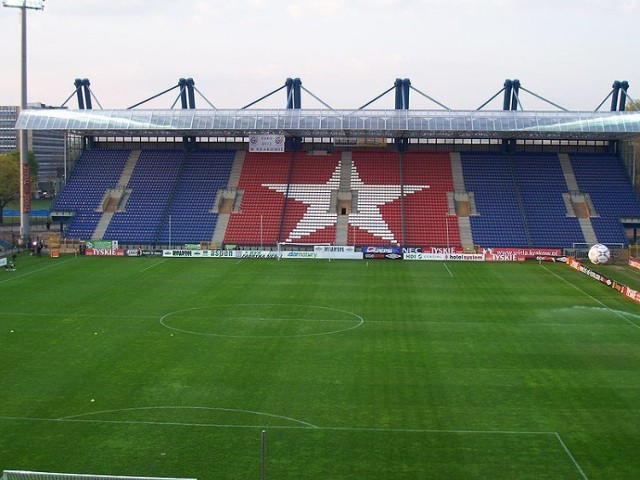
[567,257,640,304]
[22,163,31,214]
[629,258,640,271]
[483,249,526,262]
[85,248,125,256]
[484,247,562,258]
[625,287,640,303]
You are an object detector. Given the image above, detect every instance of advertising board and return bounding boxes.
[444,253,484,261]
[567,257,640,304]
[403,252,447,261]
[85,248,125,256]
[483,247,561,259]
[402,246,464,255]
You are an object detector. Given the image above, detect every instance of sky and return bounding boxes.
[0,0,639,111]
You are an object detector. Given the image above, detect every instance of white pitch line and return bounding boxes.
[0,414,554,436]
[58,405,319,428]
[0,414,590,478]
[443,263,454,278]
[0,310,630,329]
[554,432,590,480]
[165,315,360,323]
[0,257,77,285]
[0,312,157,319]
[540,264,640,330]
[140,259,167,272]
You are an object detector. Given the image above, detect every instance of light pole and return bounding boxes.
[3,0,45,246]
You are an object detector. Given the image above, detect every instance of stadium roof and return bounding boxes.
[15,108,640,141]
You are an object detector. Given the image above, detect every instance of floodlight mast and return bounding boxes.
[2,0,44,246]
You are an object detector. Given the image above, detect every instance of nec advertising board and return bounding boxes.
[629,257,640,271]
[402,246,464,255]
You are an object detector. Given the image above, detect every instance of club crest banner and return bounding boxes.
[249,135,285,152]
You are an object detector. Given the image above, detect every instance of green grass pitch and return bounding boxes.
[1,254,639,479]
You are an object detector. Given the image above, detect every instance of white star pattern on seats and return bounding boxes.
[263,165,342,242]
[349,164,429,243]
[263,163,429,243]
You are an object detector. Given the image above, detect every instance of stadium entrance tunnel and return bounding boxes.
[159,304,364,338]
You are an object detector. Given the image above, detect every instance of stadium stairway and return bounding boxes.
[334,151,353,245]
[92,150,141,240]
[450,152,474,249]
[558,153,598,244]
[578,217,598,244]
[54,150,130,239]
[223,152,293,245]
[279,152,340,244]
[211,151,246,246]
[461,153,530,247]
[402,152,461,247]
[155,149,235,245]
[512,153,585,247]
[570,152,640,245]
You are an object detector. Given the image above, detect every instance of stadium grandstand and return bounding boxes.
[14,77,640,252]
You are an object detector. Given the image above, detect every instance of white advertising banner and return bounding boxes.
[314,246,355,253]
[444,253,485,261]
[248,135,285,152]
[315,251,363,260]
[161,249,363,260]
[403,252,447,261]
[404,252,485,261]
[235,250,280,259]
[163,249,211,257]
[281,251,319,259]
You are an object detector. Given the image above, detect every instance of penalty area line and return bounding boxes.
[140,259,167,272]
[443,263,454,278]
[0,257,77,285]
[554,432,589,480]
[0,414,588,477]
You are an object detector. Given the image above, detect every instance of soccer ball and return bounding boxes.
[588,244,611,265]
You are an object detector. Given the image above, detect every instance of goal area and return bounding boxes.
[1,472,196,480]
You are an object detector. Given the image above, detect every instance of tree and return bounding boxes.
[0,151,38,224]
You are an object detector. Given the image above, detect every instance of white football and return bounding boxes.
[588,244,611,265]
